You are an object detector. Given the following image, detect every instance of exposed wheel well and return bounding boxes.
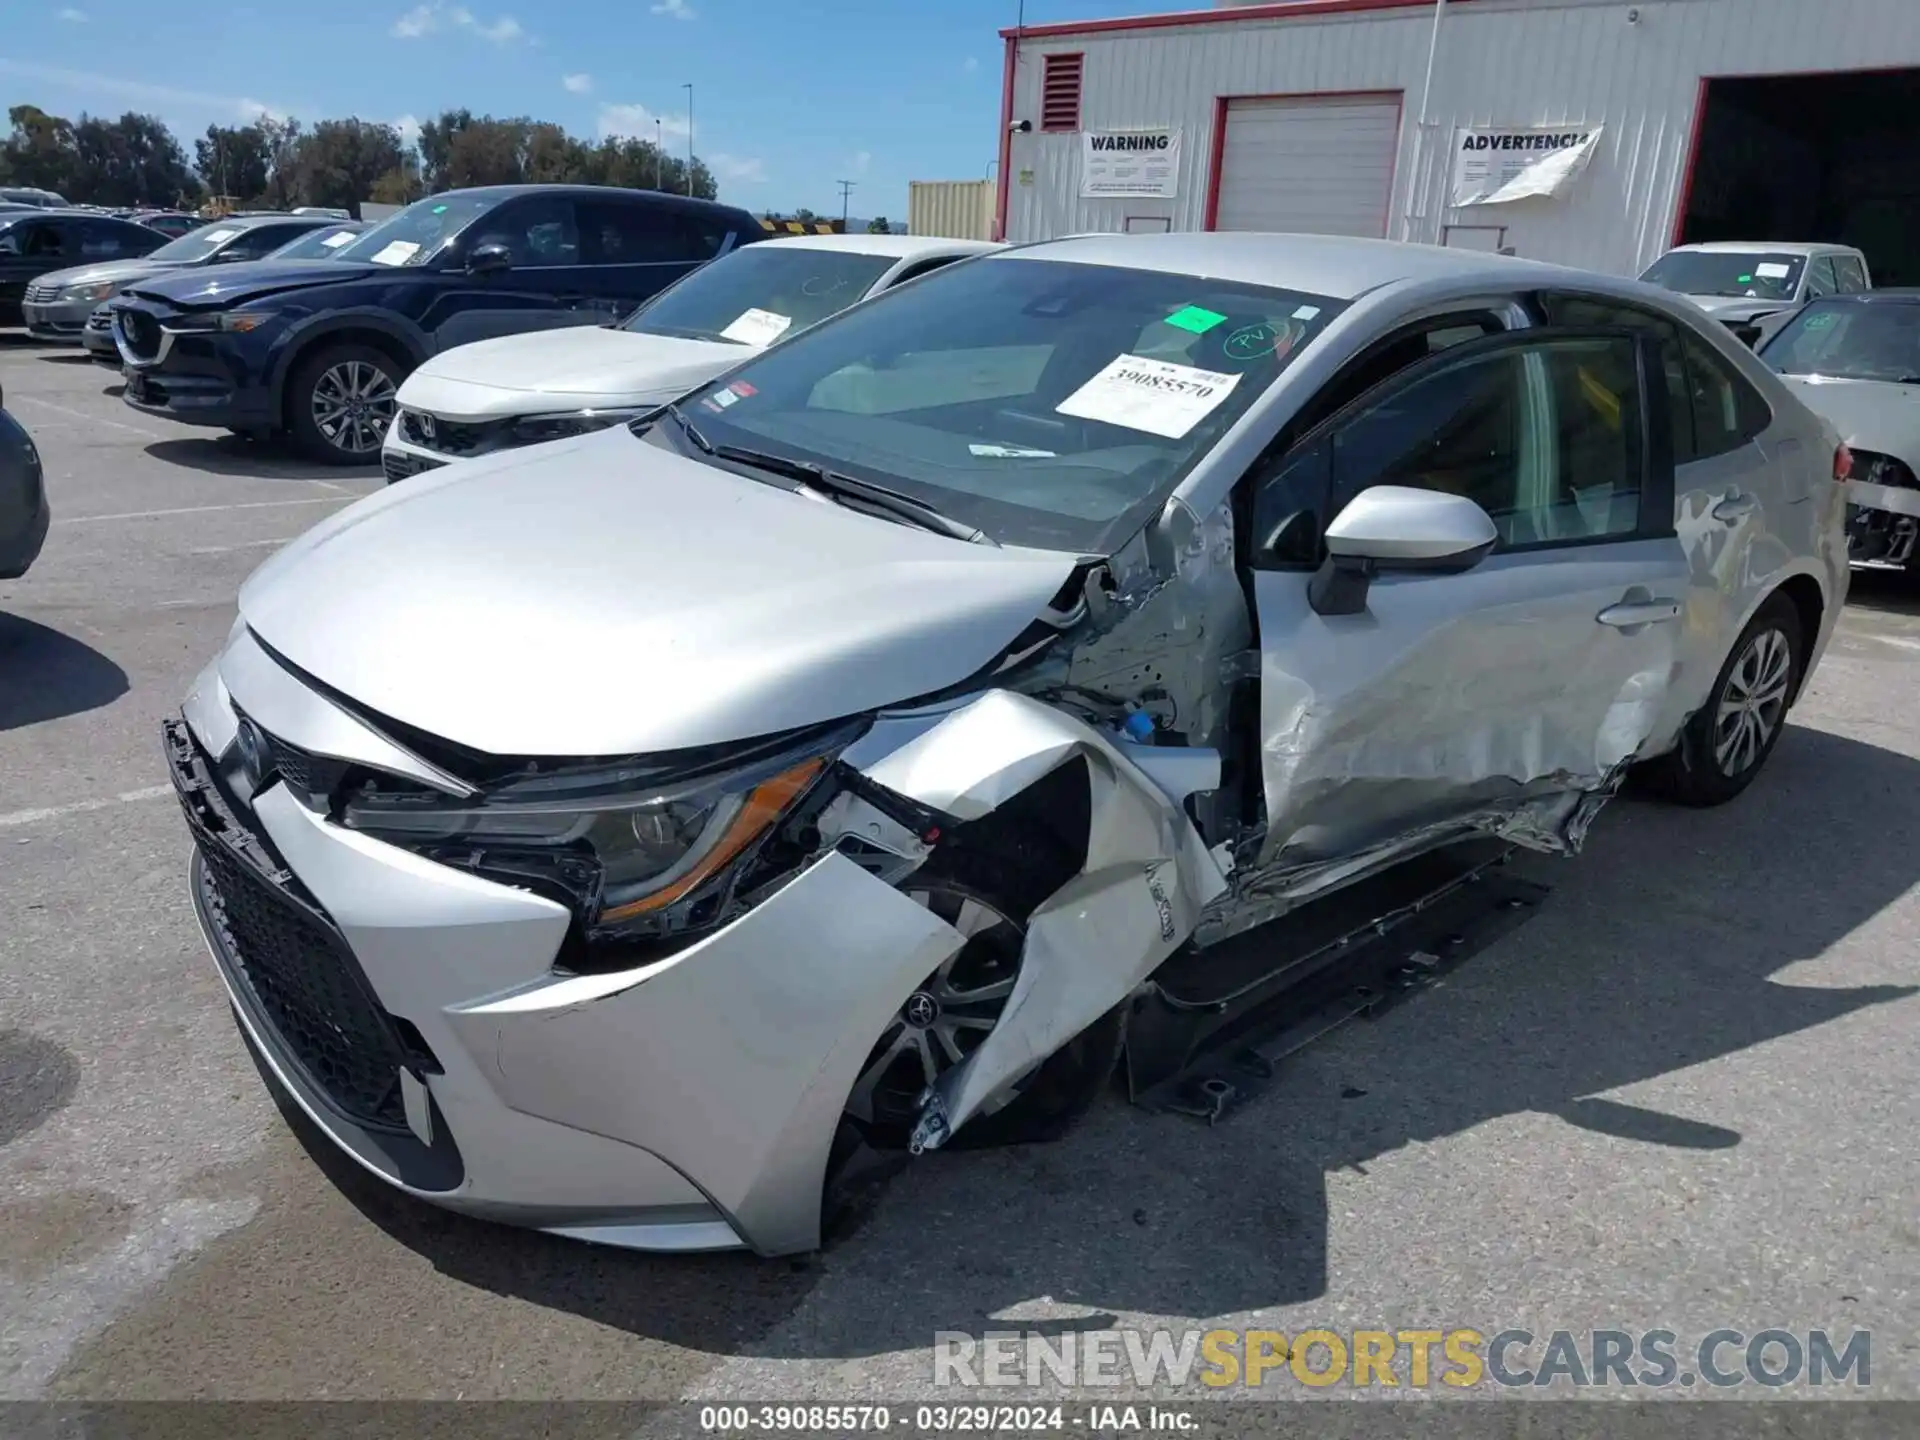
[938,757,1090,915]
[1775,573,1825,705]
[279,329,416,430]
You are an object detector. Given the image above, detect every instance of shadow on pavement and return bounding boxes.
[287,722,1920,1358]
[34,351,94,366]
[0,613,128,730]
[1844,566,1920,619]
[145,435,370,483]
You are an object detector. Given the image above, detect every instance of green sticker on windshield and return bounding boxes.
[1805,311,1838,330]
[1737,274,1752,284]
[1164,305,1228,335]
[432,204,448,214]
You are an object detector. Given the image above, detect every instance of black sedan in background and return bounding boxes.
[0,386,49,581]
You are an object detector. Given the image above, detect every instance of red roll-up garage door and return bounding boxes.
[1212,94,1403,238]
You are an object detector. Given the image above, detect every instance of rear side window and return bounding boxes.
[221,224,309,260]
[1680,332,1771,460]
[468,196,581,267]
[1835,255,1869,293]
[579,200,727,264]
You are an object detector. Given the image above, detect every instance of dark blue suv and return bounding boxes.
[108,185,767,464]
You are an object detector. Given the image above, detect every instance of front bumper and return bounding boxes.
[83,308,121,364]
[378,430,451,485]
[166,642,969,1255]
[23,297,92,342]
[1845,479,1920,569]
[114,309,274,429]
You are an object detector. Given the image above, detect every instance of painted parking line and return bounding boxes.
[56,496,355,525]
[0,784,174,829]
[11,393,172,441]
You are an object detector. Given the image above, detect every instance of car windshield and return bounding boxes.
[147,223,252,263]
[654,255,1346,553]
[624,243,900,344]
[1640,250,1806,301]
[270,225,364,260]
[331,194,497,267]
[1760,300,1920,383]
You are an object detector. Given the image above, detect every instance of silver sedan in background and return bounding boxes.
[163,233,1847,1258]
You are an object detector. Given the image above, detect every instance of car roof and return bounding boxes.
[757,233,1001,261]
[430,184,755,217]
[1664,241,1861,257]
[0,207,148,226]
[1802,288,1920,304]
[987,231,1594,302]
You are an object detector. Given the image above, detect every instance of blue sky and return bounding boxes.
[1,0,1169,220]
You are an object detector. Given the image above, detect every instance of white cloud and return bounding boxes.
[0,59,287,123]
[598,102,690,140]
[391,2,526,43]
[651,0,696,19]
[562,72,593,94]
[710,153,766,184]
[845,150,872,177]
[962,56,979,73]
[58,8,89,21]
[394,113,423,145]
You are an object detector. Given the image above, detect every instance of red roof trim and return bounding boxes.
[1002,0,1457,42]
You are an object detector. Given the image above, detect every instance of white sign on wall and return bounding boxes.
[1450,125,1603,206]
[1080,128,1181,199]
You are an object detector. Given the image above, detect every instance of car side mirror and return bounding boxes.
[467,243,512,276]
[1308,485,1498,617]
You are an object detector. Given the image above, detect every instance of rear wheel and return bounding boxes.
[1645,592,1804,807]
[842,847,1122,1153]
[286,343,402,466]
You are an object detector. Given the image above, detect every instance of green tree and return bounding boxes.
[69,113,198,207]
[194,123,271,202]
[293,118,405,216]
[258,116,304,209]
[866,215,891,234]
[1,105,78,192]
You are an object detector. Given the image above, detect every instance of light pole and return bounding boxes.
[681,82,694,194]
[837,178,855,229]
[655,118,663,190]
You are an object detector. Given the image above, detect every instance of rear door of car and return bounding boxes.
[1244,326,1691,872]
[577,196,735,320]
[0,217,75,317]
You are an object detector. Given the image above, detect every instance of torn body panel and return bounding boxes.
[851,690,1230,1151]
[1248,539,1689,883]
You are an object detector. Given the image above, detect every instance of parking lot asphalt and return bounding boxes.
[2,334,1918,1407]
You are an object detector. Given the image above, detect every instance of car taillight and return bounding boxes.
[1834,444,1853,482]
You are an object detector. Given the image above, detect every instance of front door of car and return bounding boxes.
[1244,328,1692,873]
[423,196,595,352]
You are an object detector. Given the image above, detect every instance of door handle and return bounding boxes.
[1713,493,1759,522]
[1597,599,1682,628]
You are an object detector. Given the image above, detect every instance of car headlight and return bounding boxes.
[163,311,280,335]
[341,742,836,936]
[510,407,654,444]
[64,281,117,302]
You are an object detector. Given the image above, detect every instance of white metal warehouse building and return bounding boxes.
[992,0,1920,284]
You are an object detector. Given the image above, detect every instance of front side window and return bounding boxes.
[1761,300,1920,384]
[459,196,580,267]
[1641,250,1805,302]
[625,243,899,344]
[330,192,502,268]
[1325,334,1646,549]
[1807,255,1839,298]
[656,255,1348,553]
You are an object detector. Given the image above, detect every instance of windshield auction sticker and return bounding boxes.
[720,307,793,345]
[1055,353,1242,439]
[371,240,420,266]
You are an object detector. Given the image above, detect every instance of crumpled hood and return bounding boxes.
[238,425,1077,756]
[123,258,376,308]
[397,326,747,421]
[32,257,186,292]
[1686,294,1793,324]
[1779,375,1920,463]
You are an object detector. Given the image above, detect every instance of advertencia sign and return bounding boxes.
[1451,125,1603,206]
[1081,129,1181,199]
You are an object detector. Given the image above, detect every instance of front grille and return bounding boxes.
[383,449,446,484]
[25,282,59,304]
[397,410,510,457]
[117,308,163,360]
[165,718,425,1134]
[85,309,113,333]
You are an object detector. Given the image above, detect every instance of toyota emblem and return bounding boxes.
[902,991,940,1029]
[234,718,269,792]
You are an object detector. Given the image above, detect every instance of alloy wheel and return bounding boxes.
[1712,626,1792,778]
[843,886,1023,1130]
[310,360,397,457]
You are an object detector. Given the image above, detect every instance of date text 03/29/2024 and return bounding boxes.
[698,1406,1192,1432]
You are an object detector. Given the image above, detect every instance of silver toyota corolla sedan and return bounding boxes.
[164,233,1849,1258]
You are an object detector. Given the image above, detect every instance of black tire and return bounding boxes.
[285,343,403,467]
[1643,591,1805,807]
[843,843,1123,1154]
